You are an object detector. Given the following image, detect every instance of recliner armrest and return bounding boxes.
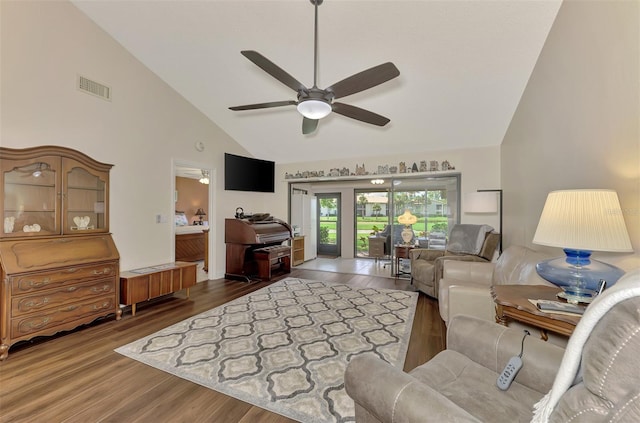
[433,255,490,291]
[345,354,480,422]
[442,260,494,283]
[446,284,496,323]
[447,315,564,393]
[409,248,445,262]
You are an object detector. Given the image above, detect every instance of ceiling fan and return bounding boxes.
[229,0,400,135]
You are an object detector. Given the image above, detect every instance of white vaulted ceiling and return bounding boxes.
[71,0,562,164]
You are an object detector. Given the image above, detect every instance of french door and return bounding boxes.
[316,193,341,256]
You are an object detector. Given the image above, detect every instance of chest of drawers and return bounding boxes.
[0,235,120,360]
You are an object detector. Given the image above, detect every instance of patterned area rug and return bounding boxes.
[115,277,418,423]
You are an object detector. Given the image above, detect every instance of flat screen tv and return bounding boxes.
[224,153,275,193]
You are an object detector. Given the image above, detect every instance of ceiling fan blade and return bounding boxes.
[241,50,307,92]
[302,117,319,134]
[332,102,391,127]
[229,100,297,111]
[326,62,400,99]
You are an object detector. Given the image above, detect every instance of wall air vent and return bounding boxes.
[77,75,111,101]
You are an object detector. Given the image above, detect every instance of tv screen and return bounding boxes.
[224,153,275,193]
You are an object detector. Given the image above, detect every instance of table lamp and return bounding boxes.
[532,189,633,303]
[195,208,207,225]
[397,210,417,245]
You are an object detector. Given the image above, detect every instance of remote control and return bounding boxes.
[497,356,523,390]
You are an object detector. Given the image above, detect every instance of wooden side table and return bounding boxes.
[491,285,581,340]
[292,236,305,266]
[368,236,386,262]
[120,262,197,317]
[394,244,415,277]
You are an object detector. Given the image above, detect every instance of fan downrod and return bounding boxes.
[229,0,399,134]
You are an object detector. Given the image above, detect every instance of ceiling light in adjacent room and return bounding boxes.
[199,170,210,184]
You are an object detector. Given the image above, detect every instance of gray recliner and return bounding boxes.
[410,225,500,298]
[345,269,640,422]
[438,245,554,325]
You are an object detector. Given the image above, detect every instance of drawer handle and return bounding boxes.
[64,267,80,274]
[66,286,78,292]
[92,302,110,311]
[27,278,51,289]
[62,305,79,312]
[27,317,51,330]
[22,297,50,310]
[90,285,111,293]
[92,268,113,276]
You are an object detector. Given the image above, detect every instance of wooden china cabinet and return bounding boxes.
[0,146,120,360]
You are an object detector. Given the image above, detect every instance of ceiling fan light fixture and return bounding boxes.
[199,169,210,185]
[297,99,332,119]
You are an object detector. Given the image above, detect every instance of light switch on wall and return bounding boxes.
[155,214,168,224]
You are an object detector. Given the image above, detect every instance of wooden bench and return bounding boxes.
[254,245,291,281]
[120,261,197,316]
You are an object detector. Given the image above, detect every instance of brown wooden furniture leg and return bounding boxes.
[282,256,291,273]
[495,304,507,326]
[539,329,548,341]
[256,256,271,281]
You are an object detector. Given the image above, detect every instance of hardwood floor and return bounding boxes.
[0,269,446,422]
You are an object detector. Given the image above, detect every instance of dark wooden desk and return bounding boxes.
[491,285,581,340]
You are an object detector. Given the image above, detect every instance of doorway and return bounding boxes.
[317,193,341,257]
[173,160,214,280]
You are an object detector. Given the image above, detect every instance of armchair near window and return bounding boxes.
[410,224,499,298]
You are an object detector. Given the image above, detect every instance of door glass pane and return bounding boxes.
[3,161,57,236]
[66,167,106,232]
[389,176,460,276]
[355,191,389,258]
[317,194,340,256]
[390,176,459,251]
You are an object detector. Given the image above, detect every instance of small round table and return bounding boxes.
[394,244,415,277]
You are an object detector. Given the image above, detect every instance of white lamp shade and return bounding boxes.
[397,210,418,225]
[297,100,332,119]
[533,189,633,252]
[465,192,498,213]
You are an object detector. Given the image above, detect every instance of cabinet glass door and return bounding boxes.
[2,157,60,237]
[63,160,108,234]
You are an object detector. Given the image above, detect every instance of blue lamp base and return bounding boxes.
[536,249,625,303]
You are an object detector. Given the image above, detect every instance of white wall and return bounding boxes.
[501,0,640,270]
[0,1,276,277]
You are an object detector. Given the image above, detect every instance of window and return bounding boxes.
[355,175,460,257]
